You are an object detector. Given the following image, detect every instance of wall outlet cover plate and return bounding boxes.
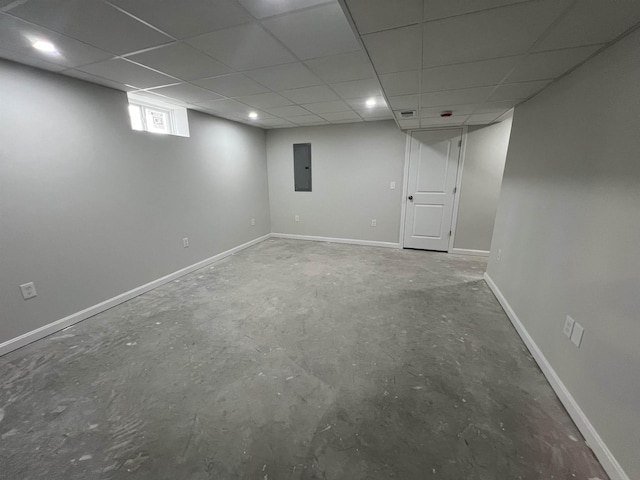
[20,282,37,300]
[563,315,575,338]
[571,322,584,348]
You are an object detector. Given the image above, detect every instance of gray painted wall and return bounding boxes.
[267,120,511,250]
[0,60,271,345]
[486,29,640,478]
[266,121,407,243]
[454,116,512,252]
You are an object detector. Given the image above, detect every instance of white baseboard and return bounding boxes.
[450,248,490,257]
[484,272,629,480]
[271,233,400,249]
[0,234,272,357]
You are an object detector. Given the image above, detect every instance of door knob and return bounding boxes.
[408,195,413,201]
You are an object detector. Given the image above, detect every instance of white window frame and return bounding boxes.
[129,102,176,134]
[127,92,190,138]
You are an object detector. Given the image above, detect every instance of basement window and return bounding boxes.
[127,93,190,137]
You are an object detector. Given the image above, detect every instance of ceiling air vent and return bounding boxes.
[398,110,417,119]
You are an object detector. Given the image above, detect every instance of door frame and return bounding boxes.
[399,126,468,252]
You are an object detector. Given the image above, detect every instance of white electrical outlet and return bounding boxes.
[183,237,189,248]
[563,316,575,338]
[390,181,396,190]
[571,322,584,348]
[497,249,502,261]
[295,215,299,222]
[251,218,255,226]
[371,219,377,227]
[20,282,37,300]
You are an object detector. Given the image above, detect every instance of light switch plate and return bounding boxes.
[183,237,189,248]
[571,322,584,348]
[390,181,396,190]
[563,316,575,338]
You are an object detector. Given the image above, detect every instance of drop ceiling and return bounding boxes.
[1,0,639,130]
[344,0,640,129]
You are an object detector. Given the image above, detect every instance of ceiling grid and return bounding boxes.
[1,0,639,129]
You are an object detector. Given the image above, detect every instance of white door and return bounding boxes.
[403,129,462,251]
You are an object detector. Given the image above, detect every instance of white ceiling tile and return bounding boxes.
[422,1,569,67]
[421,56,522,92]
[286,114,326,124]
[266,105,311,117]
[187,23,295,71]
[346,0,423,34]
[489,80,549,101]
[423,0,530,22]
[0,47,66,72]
[262,3,360,60]
[253,118,295,128]
[473,100,518,114]
[8,0,173,54]
[387,94,419,110]
[109,0,252,39]
[421,115,468,127]
[465,112,503,125]
[279,85,339,103]
[378,70,419,96]
[356,108,394,120]
[233,92,293,109]
[125,43,232,81]
[238,0,332,19]
[304,51,374,83]
[193,73,269,96]
[506,46,601,83]
[77,58,178,88]
[330,118,364,124]
[346,96,387,110]
[146,83,224,103]
[0,13,113,68]
[319,110,361,122]
[63,69,140,91]
[129,89,191,106]
[195,98,254,113]
[398,118,420,129]
[420,104,477,118]
[301,100,352,114]
[330,78,382,99]
[421,86,494,107]
[192,107,235,119]
[246,62,323,90]
[362,24,422,74]
[533,0,640,51]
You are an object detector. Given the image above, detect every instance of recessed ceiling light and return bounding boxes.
[248,111,258,119]
[32,40,57,54]
[365,98,377,108]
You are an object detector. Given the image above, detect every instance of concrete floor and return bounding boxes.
[0,239,607,480]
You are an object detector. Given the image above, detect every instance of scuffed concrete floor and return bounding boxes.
[0,239,607,480]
